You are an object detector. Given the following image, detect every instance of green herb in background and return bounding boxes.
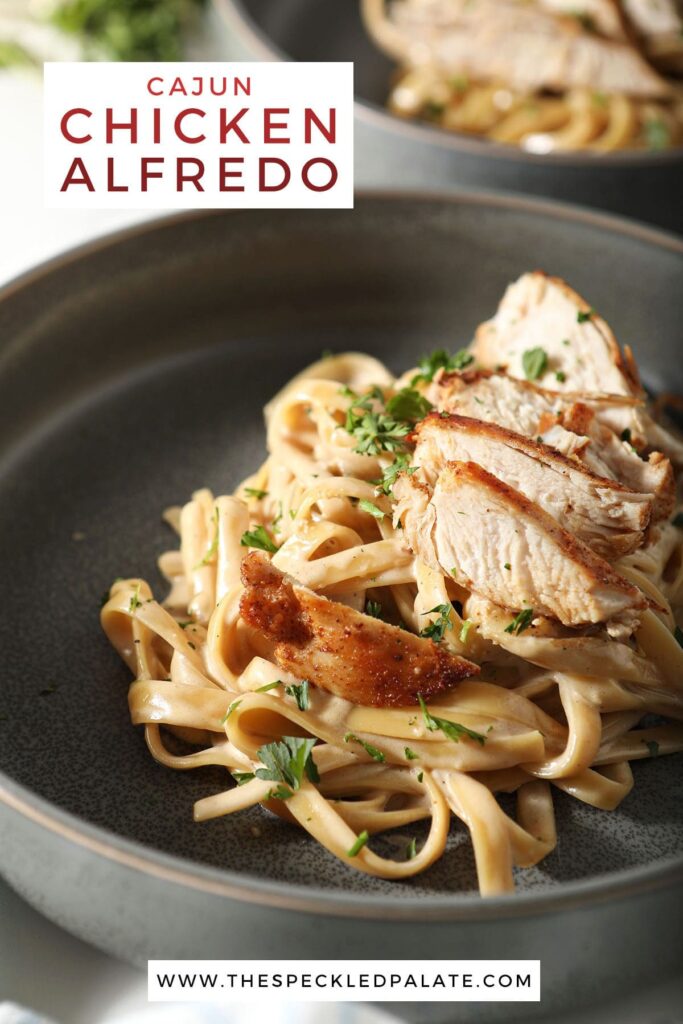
[51,0,207,62]
[0,40,38,68]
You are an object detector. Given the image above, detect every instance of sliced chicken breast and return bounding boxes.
[365,0,670,97]
[411,413,653,556]
[394,462,645,635]
[429,371,675,521]
[472,271,642,397]
[239,553,479,707]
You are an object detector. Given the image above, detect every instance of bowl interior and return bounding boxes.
[1,197,682,901]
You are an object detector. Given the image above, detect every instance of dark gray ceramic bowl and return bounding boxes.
[212,0,683,235]
[0,194,682,1024]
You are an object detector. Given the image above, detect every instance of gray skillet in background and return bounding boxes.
[0,194,682,1024]
[212,0,683,235]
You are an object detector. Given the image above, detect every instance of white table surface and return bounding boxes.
[1,60,682,1024]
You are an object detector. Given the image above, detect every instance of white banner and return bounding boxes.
[148,960,541,1003]
[44,62,354,209]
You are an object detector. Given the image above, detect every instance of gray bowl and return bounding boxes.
[0,193,682,1023]
[213,0,683,235]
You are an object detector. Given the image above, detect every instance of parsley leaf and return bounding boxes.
[419,604,453,643]
[255,681,282,693]
[129,583,142,613]
[522,347,548,381]
[347,830,370,857]
[254,736,320,792]
[231,770,256,785]
[577,308,596,324]
[555,371,566,383]
[404,746,419,760]
[385,387,433,422]
[359,499,385,520]
[240,525,279,553]
[221,698,242,724]
[344,732,386,762]
[371,453,416,497]
[365,600,383,619]
[244,487,268,500]
[644,118,670,151]
[194,506,220,569]
[459,619,474,643]
[344,389,412,456]
[411,348,474,385]
[504,608,534,635]
[417,694,487,746]
[284,680,310,711]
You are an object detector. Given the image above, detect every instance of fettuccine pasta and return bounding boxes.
[102,305,683,896]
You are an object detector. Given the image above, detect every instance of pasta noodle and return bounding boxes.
[101,345,683,896]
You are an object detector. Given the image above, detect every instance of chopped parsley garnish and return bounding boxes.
[419,604,453,643]
[194,506,219,569]
[244,487,268,500]
[371,453,416,497]
[504,608,534,635]
[674,625,683,648]
[644,118,670,151]
[450,567,458,577]
[255,680,282,693]
[385,387,433,423]
[344,732,386,763]
[343,388,412,456]
[359,499,385,520]
[129,583,143,613]
[404,746,419,761]
[643,739,660,758]
[365,600,383,619]
[347,830,370,857]
[411,348,474,385]
[221,698,242,723]
[522,347,548,381]
[577,308,595,324]
[231,770,256,785]
[254,737,319,794]
[459,619,474,644]
[284,680,310,711]
[504,562,511,570]
[418,694,487,746]
[555,371,566,383]
[417,771,424,783]
[266,785,295,801]
[406,837,418,861]
[672,512,683,528]
[240,525,279,553]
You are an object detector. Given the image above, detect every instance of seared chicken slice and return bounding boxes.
[394,462,645,635]
[411,413,653,557]
[239,553,479,707]
[469,271,683,466]
[364,0,670,96]
[472,272,642,397]
[429,371,675,520]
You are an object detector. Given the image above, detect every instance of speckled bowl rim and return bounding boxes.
[213,0,683,170]
[0,191,682,922]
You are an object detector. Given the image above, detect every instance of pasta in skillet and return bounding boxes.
[102,271,683,896]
